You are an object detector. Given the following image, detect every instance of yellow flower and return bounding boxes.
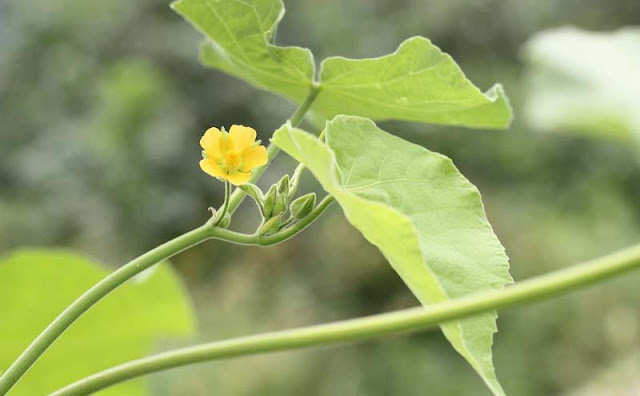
[199,125,268,185]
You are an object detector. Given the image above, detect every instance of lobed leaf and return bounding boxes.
[272,116,512,395]
[0,250,193,395]
[172,2,512,129]
[171,0,315,103]
[313,37,512,128]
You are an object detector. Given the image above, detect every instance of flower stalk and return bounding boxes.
[224,83,321,215]
[213,181,231,227]
[0,86,322,396]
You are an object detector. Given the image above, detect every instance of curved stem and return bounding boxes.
[51,242,640,396]
[225,83,321,215]
[257,195,335,246]
[0,222,265,395]
[213,181,231,226]
[204,196,335,247]
[0,85,323,396]
[0,224,209,394]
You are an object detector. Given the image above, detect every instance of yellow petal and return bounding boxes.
[229,125,256,151]
[200,159,225,178]
[241,145,268,172]
[225,171,252,185]
[200,127,223,155]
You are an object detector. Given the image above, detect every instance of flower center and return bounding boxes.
[223,151,241,169]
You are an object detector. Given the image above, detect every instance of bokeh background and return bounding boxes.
[1,0,640,395]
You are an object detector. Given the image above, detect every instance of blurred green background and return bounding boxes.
[1,0,640,395]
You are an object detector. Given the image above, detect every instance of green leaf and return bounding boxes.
[312,37,512,129]
[172,3,511,129]
[171,0,315,103]
[0,249,193,395]
[523,27,640,142]
[272,116,512,395]
[238,183,265,206]
[262,184,278,219]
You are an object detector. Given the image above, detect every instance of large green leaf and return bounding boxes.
[171,2,512,129]
[272,116,512,395]
[312,37,512,128]
[523,27,640,142]
[171,0,315,103]
[0,249,193,395]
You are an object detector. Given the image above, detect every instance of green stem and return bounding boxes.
[0,85,323,396]
[213,181,231,226]
[288,84,321,127]
[0,225,203,395]
[209,195,335,247]
[0,222,265,395]
[0,210,333,395]
[257,195,335,246]
[225,83,321,215]
[51,243,640,396]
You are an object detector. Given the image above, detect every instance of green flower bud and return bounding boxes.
[271,192,287,217]
[262,185,277,219]
[290,193,316,220]
[277,174,290,199]
[257,214,282,236]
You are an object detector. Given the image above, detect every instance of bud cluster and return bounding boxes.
[239,166,317,236]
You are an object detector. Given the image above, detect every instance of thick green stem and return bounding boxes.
[225,83,321,215]
[0,221,265,395]
[0,205,333,395]
[0,225,207,395]
[50,243,640,396]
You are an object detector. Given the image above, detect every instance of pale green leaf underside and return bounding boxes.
[314,37,512,129]
[0,250,193,396]
[523,27,640,142]
[171,0,315,103]
[172,0,512,128]
[272,116,512,395]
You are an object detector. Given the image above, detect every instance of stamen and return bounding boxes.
[224,151,241,168]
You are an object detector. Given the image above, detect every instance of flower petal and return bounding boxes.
[229,125,257,151]
[225,171,252,185]
[200,159,225,178]
[241,145,268,172]
[200,127,223,155]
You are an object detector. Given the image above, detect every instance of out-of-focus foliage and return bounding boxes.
[1,0,640,395]
[0,250,193,395]
[567,353,640,396]
[274,117,512,394]
[523,27,640,142]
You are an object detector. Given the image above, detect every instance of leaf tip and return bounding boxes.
[168,0,183,12]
